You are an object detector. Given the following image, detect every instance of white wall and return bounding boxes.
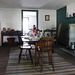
[39,10,56,30]
[0,8,56,46]
[0,8,21,31]
[69,24,75,46]
[0,8,56,31]
[0,22,1,46]
[67,3,75,17]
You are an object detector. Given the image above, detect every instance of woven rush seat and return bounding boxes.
[38,46,52,52]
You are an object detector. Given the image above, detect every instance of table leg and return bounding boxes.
[35,45,37,66]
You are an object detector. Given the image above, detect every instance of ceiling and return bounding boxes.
[0,0,75,10]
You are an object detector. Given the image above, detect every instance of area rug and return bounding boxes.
[5,47,75,75]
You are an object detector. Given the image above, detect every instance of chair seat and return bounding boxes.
[23,42,29,45]
[18,44,33,63]
[20,45,31,49]
[38,46,52,52]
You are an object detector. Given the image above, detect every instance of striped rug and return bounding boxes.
[5,47,75,75]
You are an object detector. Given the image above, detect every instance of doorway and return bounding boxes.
[22,10,38,35]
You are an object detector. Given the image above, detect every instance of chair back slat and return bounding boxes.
[35,37,54,52]
[40,37,54,41]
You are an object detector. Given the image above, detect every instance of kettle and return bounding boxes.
[71,42,74,49]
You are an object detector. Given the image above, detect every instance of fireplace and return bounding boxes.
[69,24,75,48]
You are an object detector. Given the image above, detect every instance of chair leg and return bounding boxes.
[38,51,40,65]
[18,48,22,63]
[41,51,44,72]
[48,50,55,71]
[50,51,55,71]
[48,51,50,65]
[29,49,33,63]
[51,57,54,71]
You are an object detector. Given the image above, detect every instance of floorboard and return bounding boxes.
[0,45,75,75]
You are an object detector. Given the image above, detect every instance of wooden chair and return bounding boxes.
[40,37,54,53]
[40,36,54,53]
[40,37,54,41]
[44,29,51,37]
[51,28,57,45]
[18,36,33,63]
[18,44,33,63]
[37,37,54,72]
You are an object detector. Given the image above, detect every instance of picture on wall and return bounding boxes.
[45,15,50,21]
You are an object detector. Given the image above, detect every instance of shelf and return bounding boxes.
[1,31,22,46]
[3,42,19,46]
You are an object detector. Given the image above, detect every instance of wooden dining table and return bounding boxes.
[21,36,40,66]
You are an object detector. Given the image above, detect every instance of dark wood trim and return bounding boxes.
[21,10,38,34]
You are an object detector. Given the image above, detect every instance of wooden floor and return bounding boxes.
[55,44,75,66]
[0,47,10,75]
[0,44,75,75]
